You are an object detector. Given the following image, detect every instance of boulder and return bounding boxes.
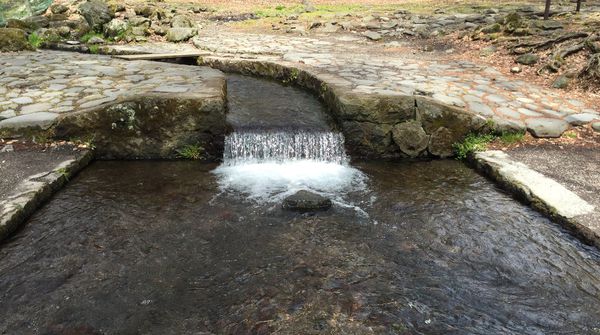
[134,5,155,18]
[392,120,429,157]
[103,18,128,37]
[282,190,332,212]
[427,127,456,158]
[0,28,32,52]
[552,75,570,89]
[516,53,539,65]
[480,23,501,34]
[50,3,69,14]
[592,122,600,133]
[166,28,197,42]
[79,0,112,32]
[171,15,193,28]
[525,118,569,138]
[363,31,382,41]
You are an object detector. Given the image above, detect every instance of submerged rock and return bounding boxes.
[283,190,332,212]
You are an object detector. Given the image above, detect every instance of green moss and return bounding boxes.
[176,144,204,160]
[453,133,495,160]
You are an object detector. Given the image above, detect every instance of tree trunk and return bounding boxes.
[544,0,552,20]
[576,0,582,12]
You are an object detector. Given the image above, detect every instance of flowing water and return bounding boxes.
[1,75,600,334]
[216,74,364,205]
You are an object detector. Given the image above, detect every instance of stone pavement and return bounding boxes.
[0,50,222,130]
[189,32,599,136]
[0,50,227,159]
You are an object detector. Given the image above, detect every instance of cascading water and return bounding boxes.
[213,75,367,204]
[223,130,347,165]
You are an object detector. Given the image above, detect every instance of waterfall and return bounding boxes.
[223,130,348,165]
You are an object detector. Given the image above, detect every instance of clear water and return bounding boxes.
[217,74,363,205]
[1,160,600,334]
[1,74,599,334]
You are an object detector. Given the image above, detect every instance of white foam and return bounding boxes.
[213,160,367,204]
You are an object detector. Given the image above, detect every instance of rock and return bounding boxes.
[392,121,429,157]
[129,17,151,28]
[166,28,197,42]
[87,36,105,44]
[592,122,600,132]
[363,31,382,41]
[104,18,128,37]
[516,53,539,65]
[79,0,112,32]
[526,118,569,138]
[428,127,455,158]
[282,190,332,212]
[51,4,69,15]
[0,112,59,130]
[109,3,126,13]
[480,46,497,57]
[171,15,193,28]
[502,12,525,33]
[552,75,570,89]
[0,28,32,52]
[134,5,155,17]
[320,23,340,33]
[565,113,599,126]
[480,23,501,34]
[537,20,563,30]
[511,66,522,73]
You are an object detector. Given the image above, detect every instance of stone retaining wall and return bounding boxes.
[199,57,490,159]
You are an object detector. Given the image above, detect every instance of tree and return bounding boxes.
[576,0,582,12]
[544,0,552,20]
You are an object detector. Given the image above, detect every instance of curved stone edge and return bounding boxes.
[1,90,228,160]
[469,150,598,248]
[198,56,513,159]
[0,150,93,243]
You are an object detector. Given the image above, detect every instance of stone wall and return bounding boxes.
[199,57,489,159]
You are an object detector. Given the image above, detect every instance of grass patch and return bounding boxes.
[498,131,525,144]
[27,32,43,49]
[80,32,104,43]
[453,133,495,160]
[88,45,100,54]
[563,131,578,139]
[176,144,204,160]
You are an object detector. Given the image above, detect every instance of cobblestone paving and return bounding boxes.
[0,50,223,130]
[188,32,599,136]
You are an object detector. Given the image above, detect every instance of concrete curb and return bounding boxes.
[0,150,93,242]
[470,150,598,247]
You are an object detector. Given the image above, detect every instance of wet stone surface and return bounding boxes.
[1,160,600,334]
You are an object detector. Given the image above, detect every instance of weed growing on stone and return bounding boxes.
[56,167,69,181]
[177,144,204,160]
[89,45,100,54]
[453,133,495,160]
[80,32,104,43]
[28,33,43,49]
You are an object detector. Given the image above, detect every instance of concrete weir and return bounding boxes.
[471,151,598,248]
